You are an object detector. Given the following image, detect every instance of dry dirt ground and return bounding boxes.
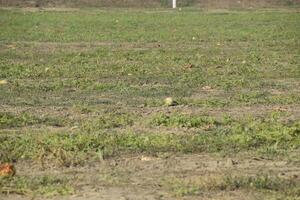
[2,152,300,200]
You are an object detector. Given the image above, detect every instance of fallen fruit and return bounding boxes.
[0,163,16,177]
[164,97,177,106]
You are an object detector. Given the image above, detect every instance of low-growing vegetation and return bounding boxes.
[1,113,299,165]
[0,5,299,199]
[165,174,300,198]
[0,112,66,128]
[0,175,74,197]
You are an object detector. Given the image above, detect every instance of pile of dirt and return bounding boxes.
[0,0,299,8]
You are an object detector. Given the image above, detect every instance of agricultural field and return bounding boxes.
[0,6,300,200]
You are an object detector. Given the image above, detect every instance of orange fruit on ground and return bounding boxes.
[0,163,16,177]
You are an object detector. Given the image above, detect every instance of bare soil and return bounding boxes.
[2,153,300,200]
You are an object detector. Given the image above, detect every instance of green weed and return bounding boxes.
[0,113,299,164]
[166,174,300,197]
[0,175,74,197]
[0,112,66,129]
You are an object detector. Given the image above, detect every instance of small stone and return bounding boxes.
[0,80,8,85]
[226,158,238,167]
[140,156,155,161]
[201,86,212,91]
[273,106,288,112]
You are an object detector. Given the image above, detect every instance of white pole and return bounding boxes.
[172,0,176,8]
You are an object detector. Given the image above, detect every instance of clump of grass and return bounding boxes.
[80,113,134,131]
[150,112,300,150]
[224,174,299,193]
[166,174,300,197]
[0,131,191,164]
[0,112,66,129]
[1,113,299,165]
[0,112,39,129]
[0,175,74,197]
[228,113,300,150]
[150,113,221,128]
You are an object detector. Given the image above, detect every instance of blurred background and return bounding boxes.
[1,0,299,8]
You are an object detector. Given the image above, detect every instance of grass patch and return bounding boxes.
[0,112,66,129]
[165,174,300,198]
[0,114,299,164]
[150,112,300,151]
[150,113,221,128]
[0,175,74,197]
[81,113,135,131]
